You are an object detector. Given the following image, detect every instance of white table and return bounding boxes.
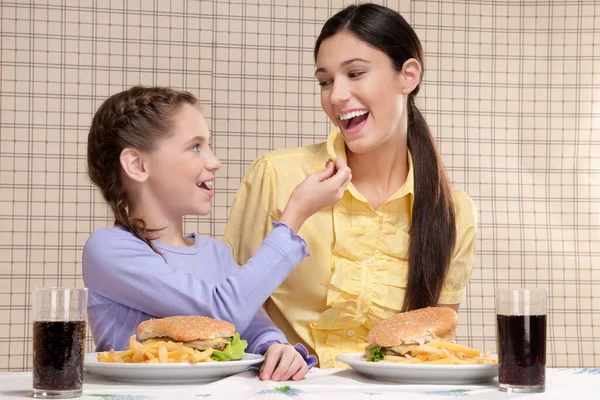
[1,368,599,399]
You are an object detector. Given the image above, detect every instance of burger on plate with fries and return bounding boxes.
[97,315,247,364]
[364,307,497,365]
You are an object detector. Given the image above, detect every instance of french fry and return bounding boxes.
[158,344,168,363]
[166,341,183,351]
[326,133,337,161]
[412,344,439,354]
[383,355,412,363]
[119,349,134,359]
[191,348,214,363]
[427,342,481,358]
[129,336,140,351]
[168,347,194,359]
[364,341,498,365]
[97,335,219,364]
[132,346,146,363]
[424,358,452,364]
[109,350,123,363]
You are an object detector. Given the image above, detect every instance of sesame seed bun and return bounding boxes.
[137,316,235,342]
[367,307,458,348]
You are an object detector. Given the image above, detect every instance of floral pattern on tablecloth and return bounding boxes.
[256,385,304,397]
[422,389,471,397]
[574,368,600,375]
[84,395,152,400]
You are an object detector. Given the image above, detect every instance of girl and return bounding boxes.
[224,4,477,369]
[83,86,351,381]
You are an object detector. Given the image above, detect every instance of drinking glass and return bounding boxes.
[32,287,88,398]
[496,288,547,393]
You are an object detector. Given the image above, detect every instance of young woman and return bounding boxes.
[224,4,477,369]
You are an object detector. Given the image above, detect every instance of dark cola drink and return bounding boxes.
[497,314,546,387]
[33,320,86,392]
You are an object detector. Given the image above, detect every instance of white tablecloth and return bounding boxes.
[1,368,599,399]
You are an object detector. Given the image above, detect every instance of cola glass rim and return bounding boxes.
[495,287,548,315]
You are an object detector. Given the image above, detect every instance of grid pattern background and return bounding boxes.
[1,0,599,371]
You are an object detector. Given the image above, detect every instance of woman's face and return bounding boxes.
[316,31,414,155]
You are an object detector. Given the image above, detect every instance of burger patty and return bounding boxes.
[143,337,230,351]
[365,343,419,358]
[390,344,419,355]
[184,337,229,351]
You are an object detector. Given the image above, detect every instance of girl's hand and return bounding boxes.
[259,343,309,381]
[279,157,351,232]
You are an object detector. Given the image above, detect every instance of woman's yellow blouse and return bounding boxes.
[223,128,477,368]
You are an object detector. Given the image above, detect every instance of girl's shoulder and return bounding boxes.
[81,226,162,273]
[86,225,135,243]
[154,233,230,259]
[85,227,229,255]
[83,225,152,254]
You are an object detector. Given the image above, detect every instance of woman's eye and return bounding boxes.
[190,144,200,152]
[318,80,332,87]
[349,71,364,78]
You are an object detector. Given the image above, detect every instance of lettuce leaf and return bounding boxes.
[210,333,247,361]
[366,346,384,362]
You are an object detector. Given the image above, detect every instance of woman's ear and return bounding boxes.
[399,58,421,95]
[120,147,149,183]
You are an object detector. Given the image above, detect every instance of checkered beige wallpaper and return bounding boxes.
[1,0,599,371]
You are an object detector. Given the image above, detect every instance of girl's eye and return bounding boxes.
[190,144,200,152]
[349,71,364,78]
[318,80,332,87]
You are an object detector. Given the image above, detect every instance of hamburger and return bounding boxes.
[365,307,458,362]
[137,315,247,361]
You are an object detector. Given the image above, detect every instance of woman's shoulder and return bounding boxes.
[253,142,324,170]
[451,189,478,228]
[241,142,325,185]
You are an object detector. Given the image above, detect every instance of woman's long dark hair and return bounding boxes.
[315,4,457,311]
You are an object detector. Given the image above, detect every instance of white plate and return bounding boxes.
[336,352,498,385]
[84,352,264,384]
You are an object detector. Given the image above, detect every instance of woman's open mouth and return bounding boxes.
[339,109,369,134]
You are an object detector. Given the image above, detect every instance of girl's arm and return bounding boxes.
[82,223,307,334]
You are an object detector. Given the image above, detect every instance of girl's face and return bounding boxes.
[144,104,222,218]
[316,31,410,154]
